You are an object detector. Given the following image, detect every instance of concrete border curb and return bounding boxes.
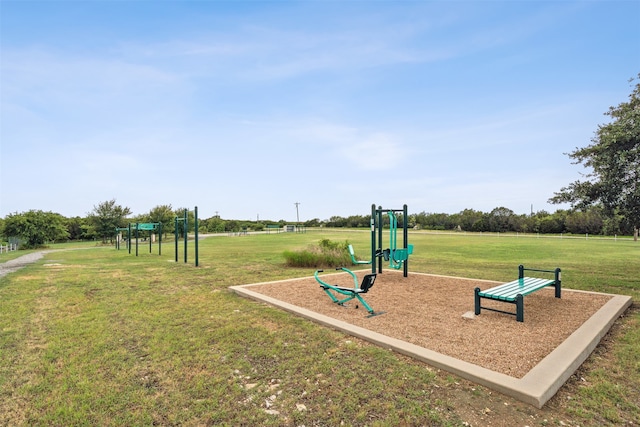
[230,275,632,408]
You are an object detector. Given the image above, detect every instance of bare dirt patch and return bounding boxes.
[247,270,612,378]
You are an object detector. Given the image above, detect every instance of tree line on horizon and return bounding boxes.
[0,202,633,249]
[319,206,631,236]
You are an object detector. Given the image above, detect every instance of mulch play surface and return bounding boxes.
[245,270,612,378]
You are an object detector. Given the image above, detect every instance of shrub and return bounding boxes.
[283,239,352,268]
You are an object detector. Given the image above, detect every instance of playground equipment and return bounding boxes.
[116,222,162,256]
[314,268,382,317]
[348,204,412,277]
[175,207,199,267]
[348,244,371,265]
[372,204,412,276]
[384,209,414,271]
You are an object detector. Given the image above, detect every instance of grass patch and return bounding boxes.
[1,230,638,425]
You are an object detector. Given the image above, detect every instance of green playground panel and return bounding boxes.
[136,223,158,231]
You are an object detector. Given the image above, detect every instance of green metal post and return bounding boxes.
[175,217,179,262]
[159,223,162,256]
[403,204,408,277]
[387,210,392,269]
[389,211,397,255]
[194,206,199,267]
[128,224,132,254]
[377,206,383,274]
[135,223,139,257]
[184,209,188,264]
[370,204,376,275]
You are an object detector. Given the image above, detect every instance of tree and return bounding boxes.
[417,212,455,230]
[174,207,196,234]
[345,215,370,228]
[487,207,515,232]
[2,210,69,248]
[550,75,640,240]
[203,216,226,233]
[87,199,132,243]
[303,218,322,228]
[457,209,484,232]
[531,210,566,234]
[326,216,347,228]
[148,204,175,236]
[565,209,604,235]
[66,216,90,240]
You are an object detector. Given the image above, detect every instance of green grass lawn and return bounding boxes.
[1,230,638,426]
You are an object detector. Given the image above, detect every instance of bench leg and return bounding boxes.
[516,294,524,322]
[554,268,562,298]
[474,287,481,315]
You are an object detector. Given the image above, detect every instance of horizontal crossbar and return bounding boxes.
[522,267,559,274]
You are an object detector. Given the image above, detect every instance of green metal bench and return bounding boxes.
[474,265,561,322]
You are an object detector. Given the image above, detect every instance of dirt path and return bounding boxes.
[0,251,49,278]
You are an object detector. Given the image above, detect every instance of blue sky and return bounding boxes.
[1,1,639,222]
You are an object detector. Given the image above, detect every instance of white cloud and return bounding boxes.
[338,133,405,171]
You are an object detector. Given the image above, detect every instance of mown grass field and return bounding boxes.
[1,230,638,426]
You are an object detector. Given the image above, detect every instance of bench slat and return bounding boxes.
[477,277,554,301]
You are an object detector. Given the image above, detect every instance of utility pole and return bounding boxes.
[294,202,301,224]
